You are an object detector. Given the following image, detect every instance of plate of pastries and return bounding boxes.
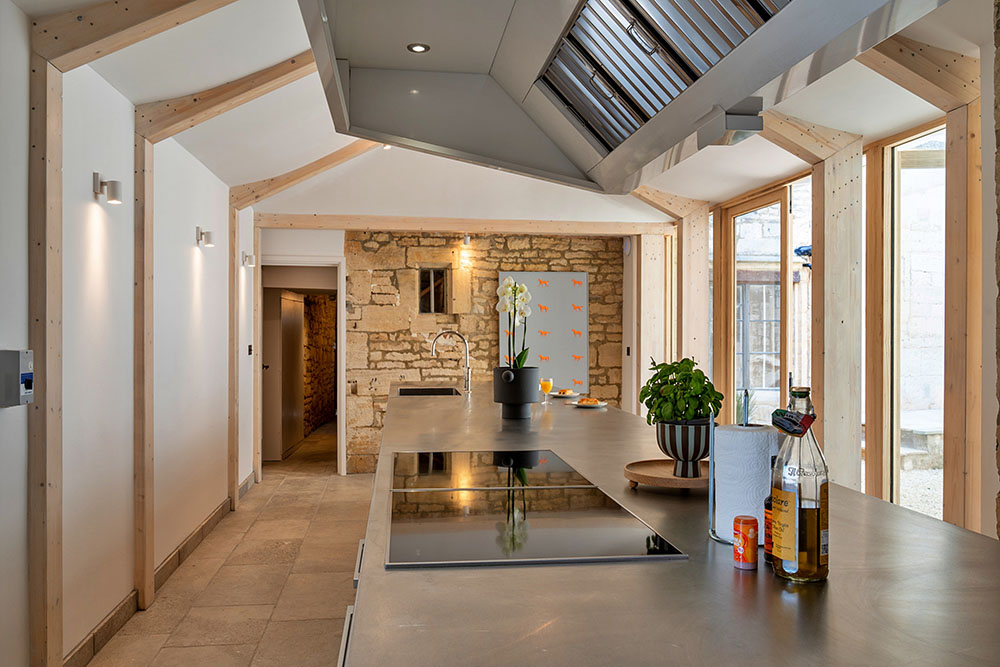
[570,397,607,409]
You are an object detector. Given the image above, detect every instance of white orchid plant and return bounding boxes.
[496,276,532,369]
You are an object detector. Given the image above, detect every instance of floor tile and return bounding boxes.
[151,644,256,667]
[89,634,169,667]
[155,558,226,601]
[164,605,272,647]
[226,539,302,566]
[271,572,355,621]
[195,564,291,606]
[292,541,359,574]
[250,620,342,667]
[245,520,311,541]
[118,596,193,636]
[303,519,366,546]
[187,528,246,561]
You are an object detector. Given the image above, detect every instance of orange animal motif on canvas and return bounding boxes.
[538,330,550,336]
[504,329,512,337]
[538,278,550,287]
[572,279,583,286]
[573,379,583,386]
[539,355,550,362]
[571,329,582,337]
[572,303,583,311]
[572,354,583,361]
[538,305,549,313]
[504,355,512,363]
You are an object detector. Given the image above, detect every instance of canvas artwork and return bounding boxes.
[497,271,589,394]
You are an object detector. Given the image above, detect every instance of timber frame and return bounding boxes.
[25,0,323,662]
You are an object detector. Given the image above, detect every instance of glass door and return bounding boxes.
[890,128,946,519]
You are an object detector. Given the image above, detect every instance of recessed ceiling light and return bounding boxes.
[407,43,430,53]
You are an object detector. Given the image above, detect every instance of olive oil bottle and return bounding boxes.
[770,387,829,582]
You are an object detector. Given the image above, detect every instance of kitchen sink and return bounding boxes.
[397,387,461,396]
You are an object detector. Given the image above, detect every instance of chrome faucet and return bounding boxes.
[431,330,471,393]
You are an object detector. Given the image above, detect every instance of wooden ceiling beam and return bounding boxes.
[630,186,706,220]
[759,110,862,165]
[31,0,238,72]
[856,35,980,112]
[230,139,381,210]
[136,50,316,143]
[254,213,673,237]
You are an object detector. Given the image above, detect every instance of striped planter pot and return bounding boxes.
[655,419,711,478]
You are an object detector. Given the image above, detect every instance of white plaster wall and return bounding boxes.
[153,139,230,564]
[239,207,255,484]
[0,1,30,662]
[979,36,999,538]
[261,228,346,260]
[253,147,667,223]
[61,65,135,653]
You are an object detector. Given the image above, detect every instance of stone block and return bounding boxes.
[347,395,375,428]
[356,305,410,332]
[507,237,531,250]
[348,244,405,271]
[407,246,454,268]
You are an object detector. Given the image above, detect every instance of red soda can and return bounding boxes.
[733,515,758,570]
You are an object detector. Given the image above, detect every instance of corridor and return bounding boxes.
[88,425,372,666]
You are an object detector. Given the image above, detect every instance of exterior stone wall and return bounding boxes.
[344,231,624,473]
[994,0,1000,536]
[303,294,337,435]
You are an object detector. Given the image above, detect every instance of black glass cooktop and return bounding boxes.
[387,450,685,568]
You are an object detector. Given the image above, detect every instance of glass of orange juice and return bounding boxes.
[539,377,553,404]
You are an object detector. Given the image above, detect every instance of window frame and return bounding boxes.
[418,267,450,315]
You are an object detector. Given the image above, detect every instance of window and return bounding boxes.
[734,200,783,424]
[419,268,448,314]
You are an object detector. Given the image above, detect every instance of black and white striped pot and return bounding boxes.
[655,419,711,478]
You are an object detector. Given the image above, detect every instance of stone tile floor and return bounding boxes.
[91,422,373,666]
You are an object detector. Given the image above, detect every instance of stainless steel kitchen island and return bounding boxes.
[343,384,1000,665]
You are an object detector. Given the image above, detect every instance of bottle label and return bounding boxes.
[771,409,815,437]
[763,507,773,556]
[820,482,829,565]
[771,487,796,562]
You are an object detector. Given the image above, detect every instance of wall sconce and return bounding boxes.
[195,226,215,248]
[92,172,122,205]
[463,234,471,246]
[242,252,256,267]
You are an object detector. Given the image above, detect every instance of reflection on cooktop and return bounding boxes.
[392,450,593,489]
[386,450,686,568]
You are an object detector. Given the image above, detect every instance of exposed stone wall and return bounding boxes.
[303,294,337,435]
[994,0,1000,536]
[344,232,624,473]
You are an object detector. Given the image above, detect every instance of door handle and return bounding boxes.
[263,364,270,370]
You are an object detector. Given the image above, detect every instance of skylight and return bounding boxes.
[541,0,792,151]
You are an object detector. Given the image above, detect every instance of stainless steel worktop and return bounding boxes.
[346,383,1000,665]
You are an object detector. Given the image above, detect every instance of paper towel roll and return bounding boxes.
[713,424,781,545]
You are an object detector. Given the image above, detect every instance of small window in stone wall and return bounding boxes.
[419,268,448,314]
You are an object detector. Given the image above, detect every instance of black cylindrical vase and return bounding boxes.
[493,366,540,420]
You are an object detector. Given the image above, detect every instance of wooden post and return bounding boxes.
[677,205,711,367]
[228,206,239,509]
[133,134,155,609]
[27,53,63,667]
[636,234,666,391]
[943,99,983,529]
[811,140,864,489]
[253,226,262,483]
[864,144,893,501]
[712,205,735,424]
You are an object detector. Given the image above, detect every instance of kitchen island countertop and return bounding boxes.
[346,383,1000,666]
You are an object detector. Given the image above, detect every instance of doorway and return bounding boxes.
[261,266,340,467]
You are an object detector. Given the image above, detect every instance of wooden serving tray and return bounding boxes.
[624,459,710,489]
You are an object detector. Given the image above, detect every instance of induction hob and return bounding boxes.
[386,450,685,568]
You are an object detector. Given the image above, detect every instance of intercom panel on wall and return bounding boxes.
[0,350,33,407]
